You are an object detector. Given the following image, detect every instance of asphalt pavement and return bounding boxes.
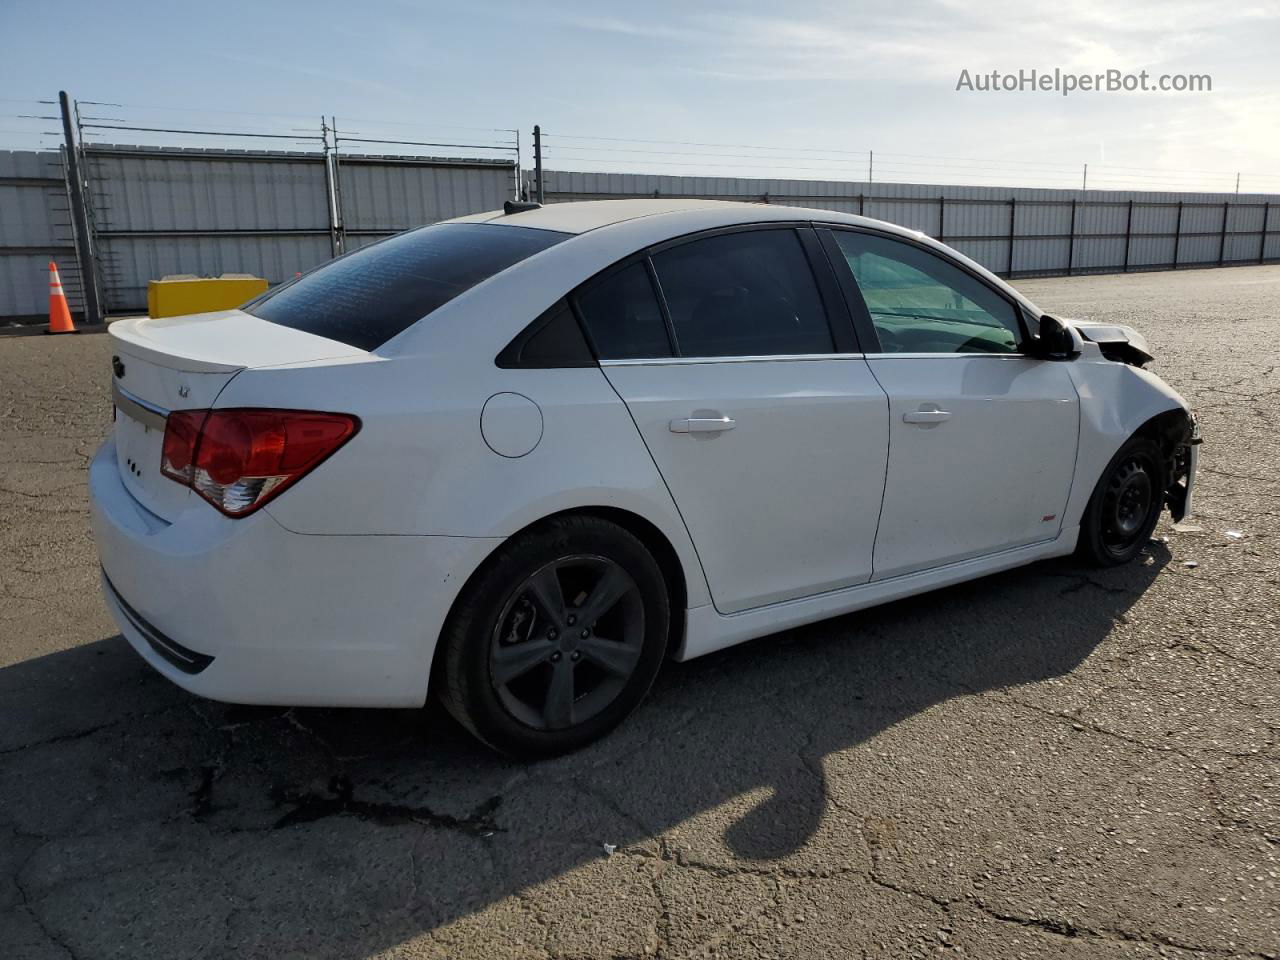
[1,265,1277,959]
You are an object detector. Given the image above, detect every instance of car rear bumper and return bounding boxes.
[89,437,503,707]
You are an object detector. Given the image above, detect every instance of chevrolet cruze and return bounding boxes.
[90,199,1199,756]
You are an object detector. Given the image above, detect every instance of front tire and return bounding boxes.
[1077,434,1167,566]
[437,515,669,758]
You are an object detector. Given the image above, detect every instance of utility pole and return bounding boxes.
[533,125,544,204]
[57,91,102,325]
[1082,163,1088,191]
[868,150,873,184]
[1235,172,1240,194]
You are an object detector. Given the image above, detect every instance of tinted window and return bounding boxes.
[247,223,568,351]
[574,262,672,360]
[651,229,833,358]
[496,300,594,368]
[832,232,1022,354]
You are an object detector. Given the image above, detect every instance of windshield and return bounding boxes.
[245,222,570,350]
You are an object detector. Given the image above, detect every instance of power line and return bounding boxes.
[543,143,874,164]
[543,133,1280,186]
[80,123,324,140]
[543,132,870,156]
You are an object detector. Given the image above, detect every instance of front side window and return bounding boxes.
[247,222,569,351]
[831,232,1022,354]
[651,229,834,358]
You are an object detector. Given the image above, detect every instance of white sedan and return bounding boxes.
[90,199,1199,756]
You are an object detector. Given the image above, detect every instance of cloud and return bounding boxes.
[561,1,1275,86]
[209,51,407,101]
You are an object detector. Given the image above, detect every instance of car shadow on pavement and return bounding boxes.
[0,547,1169,958]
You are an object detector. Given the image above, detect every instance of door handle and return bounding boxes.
[903,409,952,424]
[670,416,736,434]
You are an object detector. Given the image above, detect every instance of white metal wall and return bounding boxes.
[5,152,1279,321]
[82,146,516,312]
[536,170,1280,278]
[0,146,517,319]
[82,147,332,311]
[338,158,518,240]
[0,150,84,319]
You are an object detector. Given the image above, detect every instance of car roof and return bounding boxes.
[449,198,915,239]
[446,199,1039,315]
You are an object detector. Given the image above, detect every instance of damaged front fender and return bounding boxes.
[1064,360,1198,529]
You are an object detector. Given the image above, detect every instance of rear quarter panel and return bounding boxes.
[218,353,712,611]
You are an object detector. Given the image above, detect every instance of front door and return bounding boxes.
[822,228,1079,580]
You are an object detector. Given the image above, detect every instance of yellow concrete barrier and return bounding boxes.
[147,274,269,318]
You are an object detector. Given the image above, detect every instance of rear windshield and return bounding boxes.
[245,222,569,350]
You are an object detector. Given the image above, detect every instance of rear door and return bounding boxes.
[820,228,1078,580]
[579,226,890,614]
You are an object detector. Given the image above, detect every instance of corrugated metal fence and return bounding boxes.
[5,152,1280,322]
[534,170,1280,279]
[0,150,89,319]
[0,145,517,321]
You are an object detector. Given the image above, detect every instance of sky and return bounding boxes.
[2,0,1278,193]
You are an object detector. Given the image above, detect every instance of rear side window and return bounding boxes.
[573,262,673,360]
[246,222,569,351]
[496,299,594,368]
[651,229,834,357]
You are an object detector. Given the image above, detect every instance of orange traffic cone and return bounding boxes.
[46,262,78,334]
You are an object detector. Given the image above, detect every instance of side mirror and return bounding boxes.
[1031,314,1079,360]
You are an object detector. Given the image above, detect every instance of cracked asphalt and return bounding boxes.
[1,265,1277,959]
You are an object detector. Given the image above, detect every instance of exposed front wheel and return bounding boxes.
[1077,434,1167,566]
[437,516,669,757]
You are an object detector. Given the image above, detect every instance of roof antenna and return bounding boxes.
[504,200,542,215]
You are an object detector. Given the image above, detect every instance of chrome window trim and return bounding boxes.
[112,380,169,430]
[600,353,866,367]
[862,352,1031,360]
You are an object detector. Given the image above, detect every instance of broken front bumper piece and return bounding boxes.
[1165,412,1201,522]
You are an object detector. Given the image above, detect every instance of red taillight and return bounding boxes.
[160,409,359,517]
[160,410,205,484]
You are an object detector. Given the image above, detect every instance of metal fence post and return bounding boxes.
[1007,197,1016,276]
[1172,200,1183,269]
[937,196,945,242]
[533,125,544,204]
[1066,198,1077,276]
[1260,202,1270,264]
[328,116,346,256]
[321,118,343,258]
[1218,201,1229,266]
[858,193,864,216]
[57,91,102,325]
[1123,199,1134,272]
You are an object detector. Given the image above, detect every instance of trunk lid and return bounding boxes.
[108,310,366,521]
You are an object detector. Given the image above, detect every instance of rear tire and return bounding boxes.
[437,515,669,758]
[1077,434,1167,567]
